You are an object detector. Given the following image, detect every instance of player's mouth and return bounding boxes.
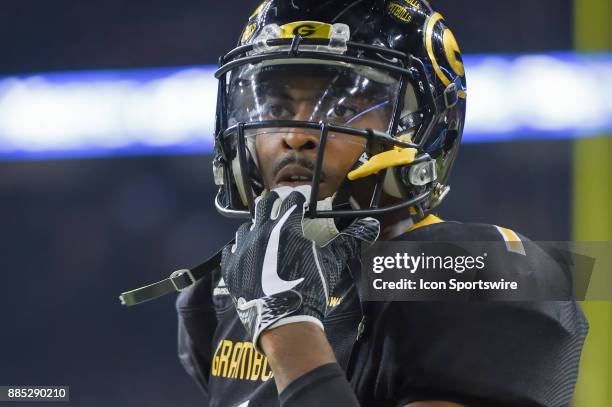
[274,164,322,188]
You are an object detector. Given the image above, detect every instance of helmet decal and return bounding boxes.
[424,12,466,97]
[386,0,422,24]
[240,1,273,44]
[443,28,465,77]
[279,21,333,39]
[250,1,270,20]
[241,23,258,43]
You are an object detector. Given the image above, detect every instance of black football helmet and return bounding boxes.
[212,0,467,219]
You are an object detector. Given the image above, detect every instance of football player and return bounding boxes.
[176,1,588,406]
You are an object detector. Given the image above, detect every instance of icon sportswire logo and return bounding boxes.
[261,205,304,296]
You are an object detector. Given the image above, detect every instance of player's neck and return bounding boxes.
[379,216,415,240]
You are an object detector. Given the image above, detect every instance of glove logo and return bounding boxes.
[261,204,304,296]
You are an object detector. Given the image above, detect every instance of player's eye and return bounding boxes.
[327,104,357,122]
[261,102,294,120]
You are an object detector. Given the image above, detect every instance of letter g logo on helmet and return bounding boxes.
[293,24,317,37]
[442,28,465,77]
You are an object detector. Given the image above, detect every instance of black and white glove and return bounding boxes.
[220,187,380,352]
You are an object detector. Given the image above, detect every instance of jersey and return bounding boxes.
[176,217,588,407]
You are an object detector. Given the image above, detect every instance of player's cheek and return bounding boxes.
[254,138,276,188]
[320,156,352,196]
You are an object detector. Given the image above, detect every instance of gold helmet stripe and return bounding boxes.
[424,12,466,99]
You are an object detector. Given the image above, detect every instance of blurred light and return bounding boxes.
[0,52,611,160]
[0,68,217,159]
[465,52,612,142]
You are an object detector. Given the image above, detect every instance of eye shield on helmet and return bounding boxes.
[227,63,398,132]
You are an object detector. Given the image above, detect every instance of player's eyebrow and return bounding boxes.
[254,80,388,104]
[256,83,294,100]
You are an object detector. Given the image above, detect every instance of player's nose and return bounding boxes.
[282,130,319,152]
[282,102,319,151]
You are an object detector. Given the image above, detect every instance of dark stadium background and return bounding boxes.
[1,1,609,406]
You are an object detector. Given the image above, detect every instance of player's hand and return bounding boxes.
[220,186,379,352]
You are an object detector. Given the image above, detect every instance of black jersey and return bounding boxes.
[176,218,588,407]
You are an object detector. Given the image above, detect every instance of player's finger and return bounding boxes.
[229,221,251,253]
[278,190,307,218]
[253,190,279,226]
[326,217,380,255]
[269,185,309,220]
[343,217,381,244]
[220,240,236,279]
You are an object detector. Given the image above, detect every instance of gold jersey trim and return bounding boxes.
[494,226,526,256]
[408,214,444,231]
